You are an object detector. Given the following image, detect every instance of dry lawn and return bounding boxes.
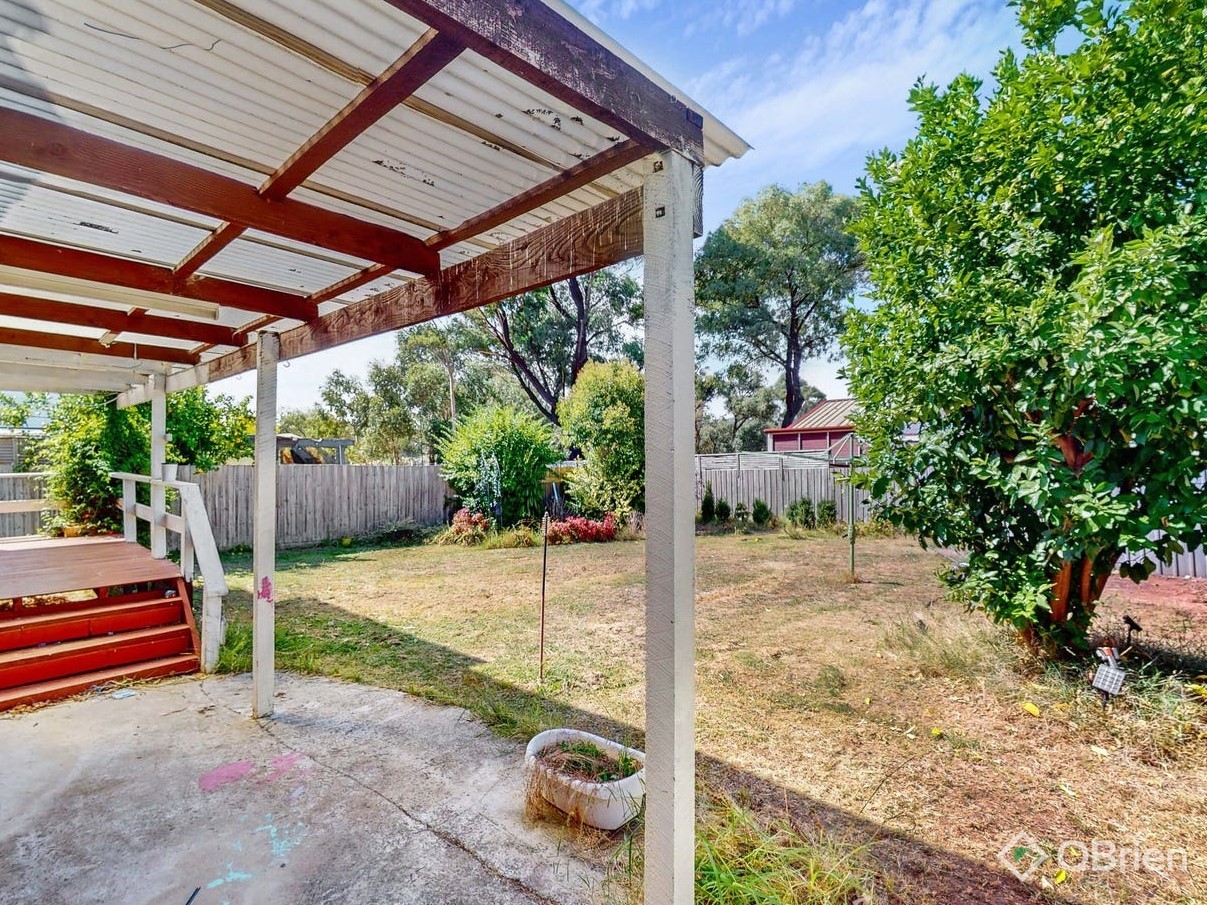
[215,532,1207,904]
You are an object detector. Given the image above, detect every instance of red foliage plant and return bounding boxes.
[546,513,617,545]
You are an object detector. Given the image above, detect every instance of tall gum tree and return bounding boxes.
[695,182,863,426]
[844,0,1207,653]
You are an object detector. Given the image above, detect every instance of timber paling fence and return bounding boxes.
[176,464,449,551]
[0,472,50,536]
[694,453,871,524]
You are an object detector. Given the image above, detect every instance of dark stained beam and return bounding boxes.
[0,108,440,276]
[175,31,462,278]
[0,325,199,365]
[428,139,646,250]
[0,293,238,347]
[309,262,397,305]
[382,0,704,160]
[0,234,318,321]
[119,188,644,405]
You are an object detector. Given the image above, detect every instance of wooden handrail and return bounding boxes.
[111,470,227,670]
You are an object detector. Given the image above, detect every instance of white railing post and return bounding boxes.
[121,476,137,542]
[149,376,167,559]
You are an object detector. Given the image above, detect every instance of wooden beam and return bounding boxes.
[0,108,440,275]
[252,332,279,719]
[309,262,396,305]
[0,235,317,321]
[0,363,139,392]
[383,0,704,160]
[428,139,647,250]
[642,150,697,905]
[174,31,462,278]
[0,325,198,365]
[117,188,644,405]
[0,294,237,347]
[173,222,246,280]
[266,30,463,198]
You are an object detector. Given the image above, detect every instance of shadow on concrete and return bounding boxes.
[211,579,1068,905]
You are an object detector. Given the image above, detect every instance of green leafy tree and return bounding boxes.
[438,405,562,526]
[697,365,807,453]
[37,390,252,531]
[558,360,644,517]
[463,268,642,424]
[696,182,863,425]
[844,0,1207,653]
[278,406,355,441]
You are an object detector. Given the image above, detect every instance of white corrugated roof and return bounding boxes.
[0,0,749,392]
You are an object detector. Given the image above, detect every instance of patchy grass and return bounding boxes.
[213,533,1207,904]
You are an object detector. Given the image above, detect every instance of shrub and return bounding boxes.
[785,498,815,529]
[545,514,618,545]
[439,406,562,526]
[699,483,716,524]
[714,499,731,523]
[734,502,750,524]
[558,361,644,517]
[816,499,837,527]
[752,498,772,527]
[436,508,492,545]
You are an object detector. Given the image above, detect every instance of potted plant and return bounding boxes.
[525,728,645,831]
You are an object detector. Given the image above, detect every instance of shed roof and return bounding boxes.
[766,398,859,434]
[0,0,748,397]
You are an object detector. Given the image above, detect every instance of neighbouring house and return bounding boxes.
[765,397,862,459]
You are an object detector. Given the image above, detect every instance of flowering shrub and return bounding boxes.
[437,508,491,545]
[546,513,617,545]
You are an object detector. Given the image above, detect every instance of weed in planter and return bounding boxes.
[734,502,749,524]
[752,498,772,527]
[538,739,640,783]
[714,499,731,523]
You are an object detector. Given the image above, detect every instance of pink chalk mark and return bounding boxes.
[199,760,254,793]
[256,576,274,603]
[258,751,306,784]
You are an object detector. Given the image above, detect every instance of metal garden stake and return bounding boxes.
[540,511,550,685]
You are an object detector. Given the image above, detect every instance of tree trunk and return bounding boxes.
[1043,550,1116,653]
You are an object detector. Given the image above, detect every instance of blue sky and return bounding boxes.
[217,0,1021,411]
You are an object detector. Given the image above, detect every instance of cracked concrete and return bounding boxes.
[0,673,605,905]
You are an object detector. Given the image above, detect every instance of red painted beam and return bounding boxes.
[0,293,237,347]
[0,108,440,275]
[174,31,461,279]
[0,234,317,321]
[428,139,647,250]
[0,325,199,365]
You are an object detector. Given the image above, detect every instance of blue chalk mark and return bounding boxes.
[253,818,307,861]
[206,863,254,889]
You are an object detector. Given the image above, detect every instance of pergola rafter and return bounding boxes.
[0,293,237,347]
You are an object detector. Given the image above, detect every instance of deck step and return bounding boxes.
[0,597,185,652]
[0,625,195,690]
[0,654,199,711]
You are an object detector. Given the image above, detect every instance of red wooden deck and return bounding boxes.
[0,535,198,710]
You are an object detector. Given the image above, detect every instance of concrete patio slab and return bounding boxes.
[0,673,606,905]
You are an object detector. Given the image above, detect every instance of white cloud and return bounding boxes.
[690,0,1018,201]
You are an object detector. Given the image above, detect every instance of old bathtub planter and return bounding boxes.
[525,728,645,831]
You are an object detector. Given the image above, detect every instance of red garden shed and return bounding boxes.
[765,397,862,458]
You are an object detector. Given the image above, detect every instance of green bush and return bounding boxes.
[734,502,750,524]
[752,498,772,527]
[558,361,644,517]
[785,498,815,529]
[816,499,837,527]
[699,483,716,524]
[714,499,731,523]
[439,405,561,526]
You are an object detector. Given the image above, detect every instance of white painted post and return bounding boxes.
[252,333,279,718]
[149,376,167,558]
[121,477,137,542]
[642,150,697,905]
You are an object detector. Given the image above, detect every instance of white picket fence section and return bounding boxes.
[177,464,449,551]
[694,455,870,523]
[0,472,53,537]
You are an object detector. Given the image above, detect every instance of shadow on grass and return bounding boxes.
[210,585,1069,905]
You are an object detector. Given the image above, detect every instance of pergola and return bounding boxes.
[0,0,747,900]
